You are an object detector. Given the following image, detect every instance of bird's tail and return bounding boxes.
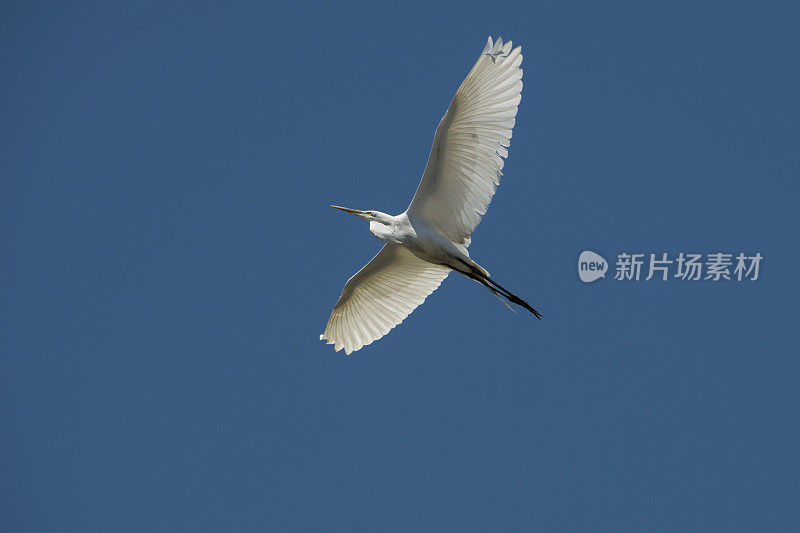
[452,259,542,319]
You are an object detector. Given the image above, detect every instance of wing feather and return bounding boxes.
[408,37,523,244]
[320,244,450,354]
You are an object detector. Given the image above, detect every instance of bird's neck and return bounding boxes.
[369,214,404,245]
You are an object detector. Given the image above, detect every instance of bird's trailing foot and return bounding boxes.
[485,277,542,319]
[458,267,542,319]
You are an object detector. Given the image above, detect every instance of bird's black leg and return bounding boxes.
[482,276,543,319]
[448,260,542,319]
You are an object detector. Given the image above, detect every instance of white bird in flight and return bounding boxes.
[321,37,541,355]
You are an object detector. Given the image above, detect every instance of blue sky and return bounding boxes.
[2,1,798,531]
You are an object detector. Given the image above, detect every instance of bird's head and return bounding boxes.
[330,205,391,225]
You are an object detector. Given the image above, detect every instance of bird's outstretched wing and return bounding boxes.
[320,244,450,354]
[407,37,523,245]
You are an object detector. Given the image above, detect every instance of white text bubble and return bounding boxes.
[578,251,607,283]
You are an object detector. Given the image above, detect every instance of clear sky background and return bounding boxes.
[2,1,799,531]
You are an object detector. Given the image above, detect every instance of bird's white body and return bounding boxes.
[321,37,538,354]
[368,212,482,275]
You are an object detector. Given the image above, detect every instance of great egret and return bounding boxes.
[321,36,541,355]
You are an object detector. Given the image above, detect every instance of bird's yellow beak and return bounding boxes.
[330,205,367,216]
